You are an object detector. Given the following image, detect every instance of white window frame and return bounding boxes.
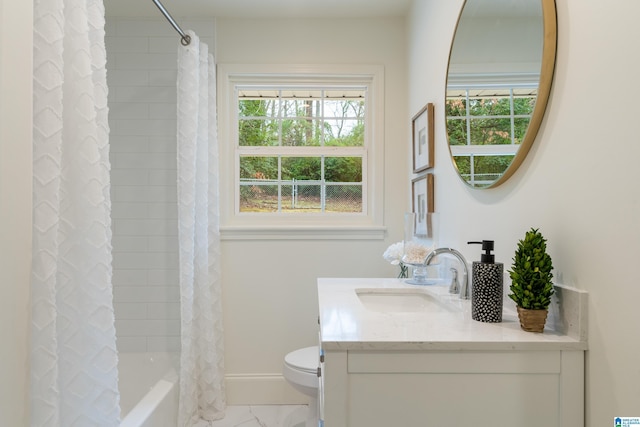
[218,64,385,240]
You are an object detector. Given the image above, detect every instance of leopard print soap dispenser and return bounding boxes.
[468,240,503,323]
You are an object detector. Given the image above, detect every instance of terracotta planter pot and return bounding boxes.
[516,306,548,333]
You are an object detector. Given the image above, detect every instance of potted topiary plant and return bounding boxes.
[508,228,554,332]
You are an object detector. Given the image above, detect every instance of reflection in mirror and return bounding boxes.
[445,0,556,188]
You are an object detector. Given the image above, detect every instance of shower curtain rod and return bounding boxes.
[152,0,192,46]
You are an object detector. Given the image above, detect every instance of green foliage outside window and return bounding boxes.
[446,93,535,184]
[237,92,365,212]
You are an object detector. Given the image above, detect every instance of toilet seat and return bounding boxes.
[284,346,318,373]
[283,346,320,427]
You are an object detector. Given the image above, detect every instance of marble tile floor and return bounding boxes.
[193,405,308,427]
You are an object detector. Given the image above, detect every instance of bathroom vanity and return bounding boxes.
[317,278,587,427]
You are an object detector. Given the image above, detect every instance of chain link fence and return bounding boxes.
[239,179,362,213]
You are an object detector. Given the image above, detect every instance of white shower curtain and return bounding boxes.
[31,0,120,426]
[177,30,226,426]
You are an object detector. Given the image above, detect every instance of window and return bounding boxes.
[446,74,538,187]
[218,64,384,239]
[238,87,365,214]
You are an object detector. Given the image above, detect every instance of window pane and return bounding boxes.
[239,184,278,212]
[282,98,321,118]
[281,184,321,212]
[281,157,321,180]
[239,119,279,146]
[324,119,364,146]
[469,97,512,116]
[281,119,321,146]
[326,185,363,213]
[446,98,467,117]
[239,156,278,180]
[323,99,364,119]
[473,154,514,180]
[239,98,279,118]
[469,117,511,145]
[446,117,468,145]
[325,157,362,183]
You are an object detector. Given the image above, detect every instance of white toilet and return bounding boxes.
[283,346,320,427]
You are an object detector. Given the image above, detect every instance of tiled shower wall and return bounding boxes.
[106,18,215,353]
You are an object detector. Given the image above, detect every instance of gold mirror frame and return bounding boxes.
[445,0,557,189]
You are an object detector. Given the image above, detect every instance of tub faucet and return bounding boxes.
[424,248,470,299]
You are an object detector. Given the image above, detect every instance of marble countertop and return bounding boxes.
[318,278,588,351]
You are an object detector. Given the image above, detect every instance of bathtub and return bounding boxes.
[119,352,179,427]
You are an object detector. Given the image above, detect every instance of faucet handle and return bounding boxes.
[449,268,460,294]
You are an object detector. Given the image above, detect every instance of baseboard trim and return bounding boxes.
[225,374,309,405]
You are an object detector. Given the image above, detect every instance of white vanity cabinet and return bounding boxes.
[318,278,587,427]
[321,348,583,427]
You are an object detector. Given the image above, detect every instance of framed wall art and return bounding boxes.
[412,173,434,237]
[412,103,435,173]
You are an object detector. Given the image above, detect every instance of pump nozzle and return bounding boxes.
[468,240,495,263]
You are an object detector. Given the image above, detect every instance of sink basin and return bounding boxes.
[355,288,459,313]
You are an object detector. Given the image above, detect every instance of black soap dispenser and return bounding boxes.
[468,240,503,323]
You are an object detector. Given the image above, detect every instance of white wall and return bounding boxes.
[215,17,408,403]
[408,1,640,426]
[0,1,32,425]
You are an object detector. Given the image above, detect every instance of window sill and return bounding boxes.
[220,225,387,241]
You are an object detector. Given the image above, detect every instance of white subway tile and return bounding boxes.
[147,203,178,220]
[112,235,149,252]
[147,269,179,286]
[148,70,177,86]
[109,102,149,120]
[109,136,149,153]
[115,319,180,337]
[147,337,181,352]
[115,219,178,236]
[113,286,179,303]
[111,203,149,219]
[148,37,182,54]
[111,118,176,137]
[148,170,177,187]
[148,137,177,153]
[107,69,149,87]
[112,186,177,203]
[112,152,177,170]
[115,19,174,38]
[106,36,149,54]
[182,20,216,38]
[147,236,178,252]
[113,252,151,269]
[110,169,149,185]
[112,269,148,286]
[116,337,148,353]
[147,303,180,319]
[111,86,175,104]
[115,302,148,319]
[149,103,176,119]
[117,53,177,70]
[113,252,179,270]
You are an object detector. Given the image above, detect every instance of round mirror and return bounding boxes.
[445,0,557,188]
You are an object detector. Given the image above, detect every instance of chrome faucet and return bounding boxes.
[424,248,470,299]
